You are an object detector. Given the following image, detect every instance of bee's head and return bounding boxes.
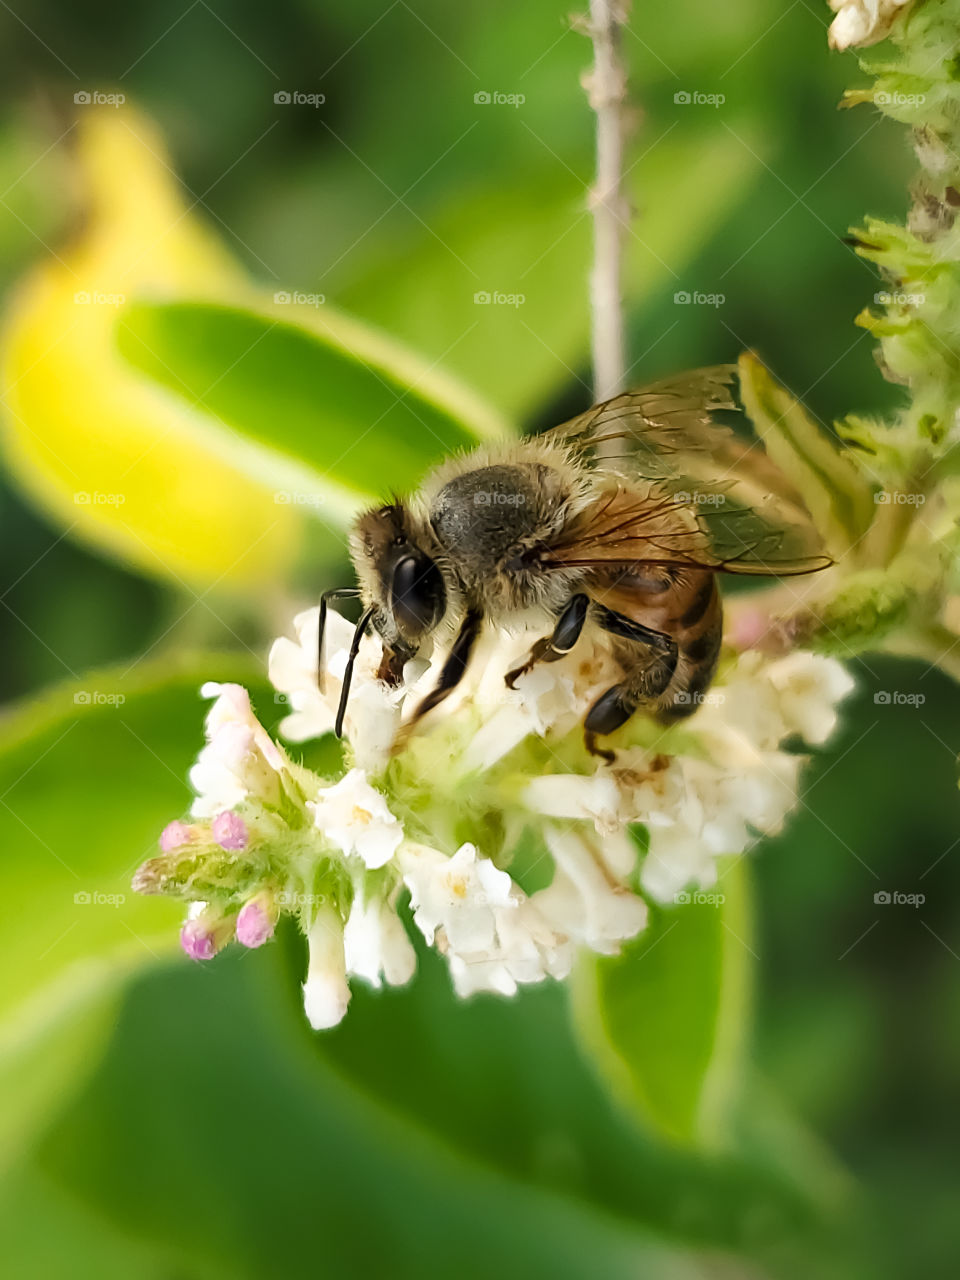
[349,502,447,652]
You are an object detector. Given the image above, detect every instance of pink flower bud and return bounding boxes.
[236,894,276,948]
[212,811,248,851]
[180,907,234,960]
[180,917,218,960]
[160,820,193,852]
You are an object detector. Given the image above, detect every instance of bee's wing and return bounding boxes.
[543,482,831,577]
[541,367,831,577]
[545,365,738,471]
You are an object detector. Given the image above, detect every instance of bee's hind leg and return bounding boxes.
[584,608,678,762]
[505,593,590,689]
[584,684,638,763]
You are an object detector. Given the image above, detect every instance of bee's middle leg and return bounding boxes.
[584,608,678,762]
[505,593,590,689]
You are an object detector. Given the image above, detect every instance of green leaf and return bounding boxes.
[0,651,274,1167]
[115,295,509,527]
[571,856,752,1148]
[28,952,719,1280]
[738,351,876,555]
[0,1167,189,1280]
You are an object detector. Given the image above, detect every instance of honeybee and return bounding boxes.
[322,365,830,761]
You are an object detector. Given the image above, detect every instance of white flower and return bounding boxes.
[642,820,718,902]
[636,744,802,902]
[402,842,515,952]
[302,903,351,1029]
[524,772,623,835]
[536,828,648,953]
[447,899,572,998]
[269,606,400,773]
[401,842,569,996]
[344,889,416,988]
[189,682,290,817]
[308,767,403,868]
[766,652,856,745]
[193,596,857,1024]
[827,0,913,50]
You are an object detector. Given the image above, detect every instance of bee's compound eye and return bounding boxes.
[391,555,445,639]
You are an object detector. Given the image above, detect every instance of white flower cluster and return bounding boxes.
[255,605,854,1028]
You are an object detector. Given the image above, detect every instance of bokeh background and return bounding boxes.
[0,2,958,1277]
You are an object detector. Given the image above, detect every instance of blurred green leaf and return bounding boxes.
[116,295,509,528]
[571,856,752,1148]
[0,1166,192,1280]
[300,921,839,1257]
[343,130,764,419]
[0,651,273,1168]
[28,952,718,1280]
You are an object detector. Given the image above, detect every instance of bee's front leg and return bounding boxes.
[504,593,590,689]
[407,607,484,727]
[317,587,362,693]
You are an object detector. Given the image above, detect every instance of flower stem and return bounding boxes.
[584,0,632,404]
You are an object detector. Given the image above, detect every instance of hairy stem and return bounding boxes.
[584,0,632,404]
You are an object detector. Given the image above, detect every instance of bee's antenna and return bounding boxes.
[318,588,361,693]
[335,605,375,738]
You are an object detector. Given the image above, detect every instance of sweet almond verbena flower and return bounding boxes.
[134,602,853,1030]
[827,0,914,49]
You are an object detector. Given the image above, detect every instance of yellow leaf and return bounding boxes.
[0,107,302,592]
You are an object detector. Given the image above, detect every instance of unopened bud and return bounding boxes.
[236,892,277,948]
[160,820,194,852]
[212,810,248,851]
[180,904,234,961]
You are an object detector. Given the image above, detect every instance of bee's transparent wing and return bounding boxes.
[546,365,737,470]
[541,367,831,577]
